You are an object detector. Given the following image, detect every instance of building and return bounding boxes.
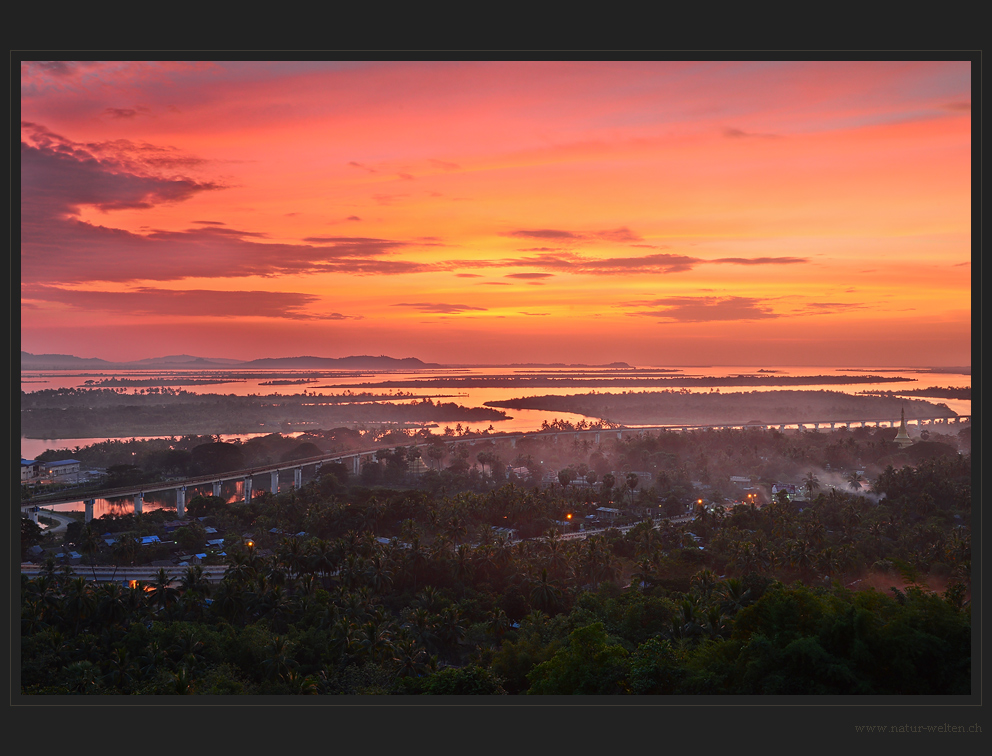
[893,407,913,448]
[21,459,41,483]
[21,458,83,485]
[771,483,798,500]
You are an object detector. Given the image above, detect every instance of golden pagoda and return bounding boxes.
[893,407,913,448]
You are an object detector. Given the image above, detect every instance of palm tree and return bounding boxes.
[802,471,820,500]
[444,514,468,546]
[625,472,639,506]
[261,636,298,681]
[104,645,135,693]
[669,598,702,643]
[847,471,864,492]
[79,525,101,581]
[392,638,428,678]
[689,568,718,601]
[357,619,396,664]
[427,444,446,471]
[601,473,616,495]
[435,606,467,662]
[64,576,95,633]
[788,539,817,583]
[95,582,130,628]
[716,578,752,615]
[150,568,179,614]
[110,534,138,583]
[401,606,439,654]
[366,554,394,595]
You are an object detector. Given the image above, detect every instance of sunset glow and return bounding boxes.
[20,60,972,366]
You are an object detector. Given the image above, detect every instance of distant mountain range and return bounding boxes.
[20,352,443,370]
[20,352,637,371]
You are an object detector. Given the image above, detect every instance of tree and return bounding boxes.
[21,517,43,560]
[149,568,179,613]
[602,473,616,494]
[111,534,139,583]
[847,471,864,492]
[175,522,207,553]
[527,622,629,694]
[427,444,446,470]
[190,442,246,475]
[79,525,101,580]
[528,568,563,614]
[422,665,506,695]
[186,494,226,519]
[802,471,820,500]
[625,473,639,505]
[478,450,496,478]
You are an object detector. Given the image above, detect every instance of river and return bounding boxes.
[21,362,971,518]
[20,364,970,460]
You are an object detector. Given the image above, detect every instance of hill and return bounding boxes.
[21,352,442,371]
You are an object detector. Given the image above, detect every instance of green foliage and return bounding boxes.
[22,517,44,559]
[20,428,971,697]
[175,522,207,552]
[421,665,506,695]
[628,638,685,694]
[527,622,630,694]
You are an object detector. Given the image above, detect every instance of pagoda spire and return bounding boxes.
[894,407,913,447]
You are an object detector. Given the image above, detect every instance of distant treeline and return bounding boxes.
[858,386,971,400]
[20,389,506,438]
[485,390,957,426]
[330,374,913,390]
[83,378,236,387]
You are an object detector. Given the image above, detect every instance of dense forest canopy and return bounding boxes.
[21,424,971,696]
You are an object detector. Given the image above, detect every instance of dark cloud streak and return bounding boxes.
[21,285,359,320]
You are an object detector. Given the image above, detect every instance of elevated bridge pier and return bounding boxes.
[213,481,222,498]
[243,476,253,504]
[84,498,94,523]
[294,467,303,489]
[134,492,143,515]
[176,486,186,518]
[270,470,279,495]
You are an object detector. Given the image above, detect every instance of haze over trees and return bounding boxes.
[21,422,970,695]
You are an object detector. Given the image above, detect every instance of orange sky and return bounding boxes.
[20,60,972,366]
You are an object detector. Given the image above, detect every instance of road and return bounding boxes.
[25,508,76,534]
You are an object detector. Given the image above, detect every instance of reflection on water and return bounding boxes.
[22,365,971,464]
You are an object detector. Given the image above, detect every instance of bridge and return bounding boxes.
[22,413,968,520]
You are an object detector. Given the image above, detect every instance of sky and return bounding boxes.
[19,60,973,366]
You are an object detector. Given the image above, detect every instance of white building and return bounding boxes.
[24,459,83,485]
[21,459,41,483]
